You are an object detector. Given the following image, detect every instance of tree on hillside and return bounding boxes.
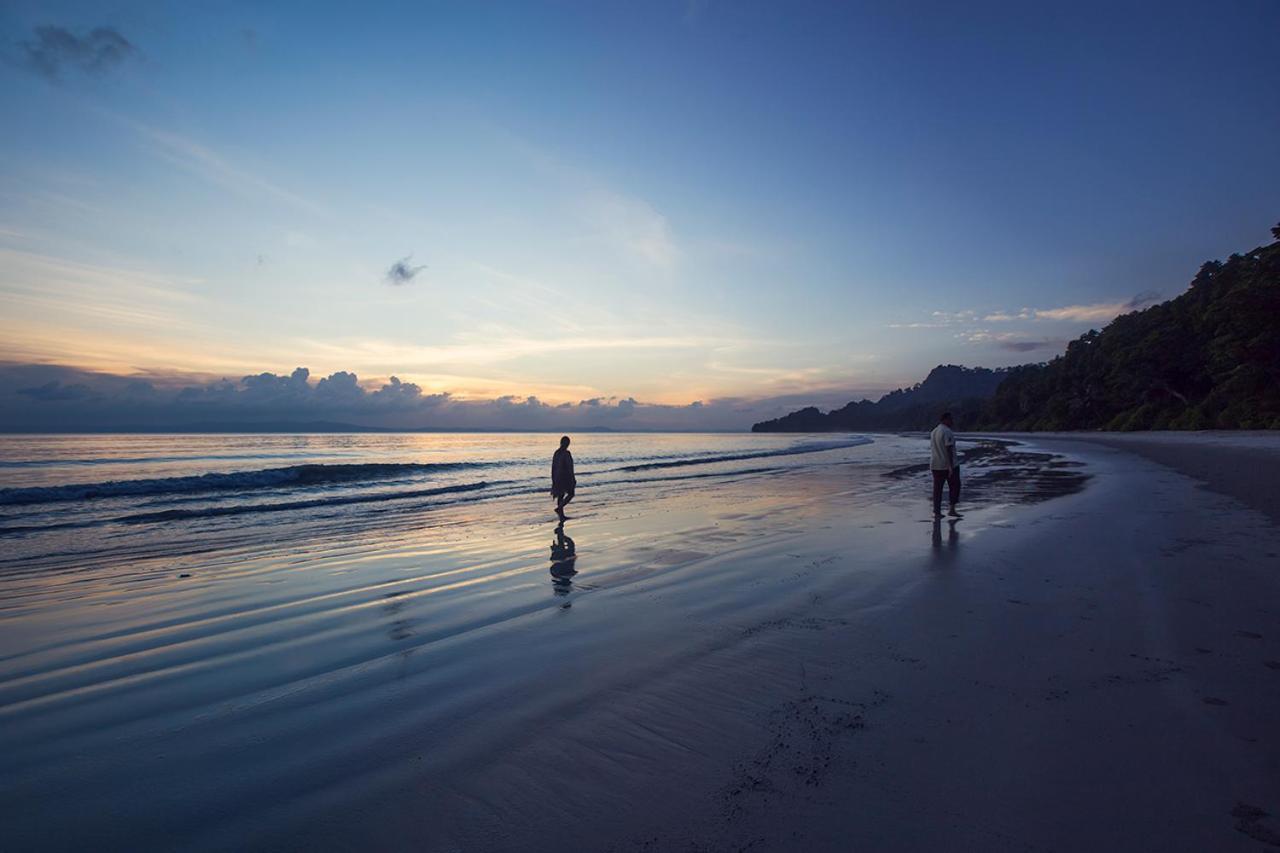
[975,224,1280,431]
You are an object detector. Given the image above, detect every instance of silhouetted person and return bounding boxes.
[551,435,576,519]
[930,412,960,517]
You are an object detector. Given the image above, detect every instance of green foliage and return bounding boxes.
[754,222,1279,433]
[972,223,1280,431]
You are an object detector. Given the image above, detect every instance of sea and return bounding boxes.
[0,432,876,569]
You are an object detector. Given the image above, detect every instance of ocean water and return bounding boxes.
[0,432,877,568]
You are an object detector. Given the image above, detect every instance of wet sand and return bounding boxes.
[3,435,1280,851]
[1029,431,1280,526]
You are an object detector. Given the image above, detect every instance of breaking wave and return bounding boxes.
[612,437,872,472]
[0,462,490,506]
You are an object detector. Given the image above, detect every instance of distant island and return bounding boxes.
[755,222,1280,432]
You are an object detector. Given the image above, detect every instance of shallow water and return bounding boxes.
[0,433,879,560]
[0,432,1086,850]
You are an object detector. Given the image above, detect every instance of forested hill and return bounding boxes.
[975,224,1280,430]
[751,365,1010,432]
[753,222,1280,433]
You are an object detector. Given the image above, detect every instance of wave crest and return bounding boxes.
[0,462,487,506]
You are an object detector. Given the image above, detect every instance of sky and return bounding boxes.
[1,1,1277,430]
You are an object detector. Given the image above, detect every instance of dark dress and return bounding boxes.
[551,448,575,499]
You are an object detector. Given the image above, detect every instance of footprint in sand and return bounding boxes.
[1233,802,1280,846]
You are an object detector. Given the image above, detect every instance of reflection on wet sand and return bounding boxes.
[381,589,414,641]
[550,523,577,595]
[931,518,958,558]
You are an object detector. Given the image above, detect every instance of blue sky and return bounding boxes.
[0,1,1277,429]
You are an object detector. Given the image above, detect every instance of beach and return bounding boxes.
[2,432,1279,851]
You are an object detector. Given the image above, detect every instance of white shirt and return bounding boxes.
[929,424,956,470]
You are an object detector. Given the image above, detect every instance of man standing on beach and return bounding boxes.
[930,412,961,517]
[551,435,576,519]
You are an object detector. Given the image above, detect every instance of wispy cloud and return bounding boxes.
[904,291,1165,331]
[18,25,137,80]
[583,189,679,268]
[960,330,1021,344]
[987,291,1162,324]
[0,247,217,373]
[0,247,203,312]
[958,329,1062,353]
[0,225,37,241]
[294,332,731,370]
[932,310,977,324]
[998,340,1057,353]
[1030,304,1118,322]
[385,255,426,285]
[887,310,975,329]
[126,121,326,215]
[1029,296,1156,322]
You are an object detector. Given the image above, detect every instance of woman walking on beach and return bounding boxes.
[551,435,576,519]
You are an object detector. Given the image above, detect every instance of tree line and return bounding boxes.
[755,222,1280,432]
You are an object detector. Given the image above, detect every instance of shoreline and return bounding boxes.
[991,431,1280,527]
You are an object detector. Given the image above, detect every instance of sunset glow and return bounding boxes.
[2,2,1277,430]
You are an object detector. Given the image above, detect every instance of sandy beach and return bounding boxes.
[2,433,1279,851]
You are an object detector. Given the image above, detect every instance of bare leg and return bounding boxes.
[948,466,961,515]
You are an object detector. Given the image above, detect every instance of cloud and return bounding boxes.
[0,363,884,432]
[19,25,137,80]
[911,291,1171,330]
[127,122,325,214]
[385,256,426,285]
[958,330,1062,354]
[961,330,1018,344]
[989,291,1165,324]
[1029,302,1130,323]
[1125,290,1161,310]
[998,340,1055,353]
[585,191,679,268]
[17,380,95,401]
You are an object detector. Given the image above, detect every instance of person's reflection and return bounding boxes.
[550,522,577,595]
[931,517,959,559]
